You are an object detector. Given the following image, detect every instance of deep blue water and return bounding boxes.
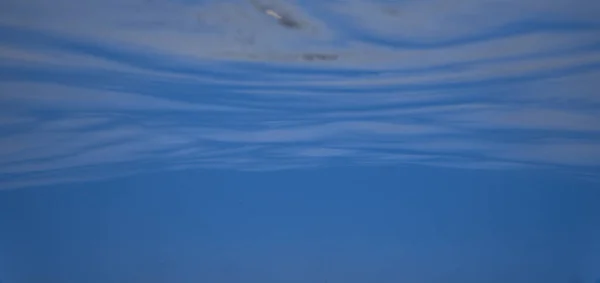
[0,0,599,282]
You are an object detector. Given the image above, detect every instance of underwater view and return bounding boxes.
[0,0,599,282]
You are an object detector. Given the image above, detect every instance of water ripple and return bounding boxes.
[1,0,599,189]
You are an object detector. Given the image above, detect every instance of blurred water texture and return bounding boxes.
[0,0,600,189]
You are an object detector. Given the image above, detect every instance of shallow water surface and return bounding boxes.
[1,0,600,188]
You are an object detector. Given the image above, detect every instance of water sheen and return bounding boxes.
[1,0,600,189]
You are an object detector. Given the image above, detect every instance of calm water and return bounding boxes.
[0,0,599,282]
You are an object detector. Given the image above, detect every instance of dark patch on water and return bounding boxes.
[301,53,339,61]
[249,0,303,29]
[277,15,302,29]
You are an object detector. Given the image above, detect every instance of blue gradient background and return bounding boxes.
[1,0,600,282]
[1,168,599,283]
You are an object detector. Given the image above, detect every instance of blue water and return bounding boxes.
[0,0,599,282]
